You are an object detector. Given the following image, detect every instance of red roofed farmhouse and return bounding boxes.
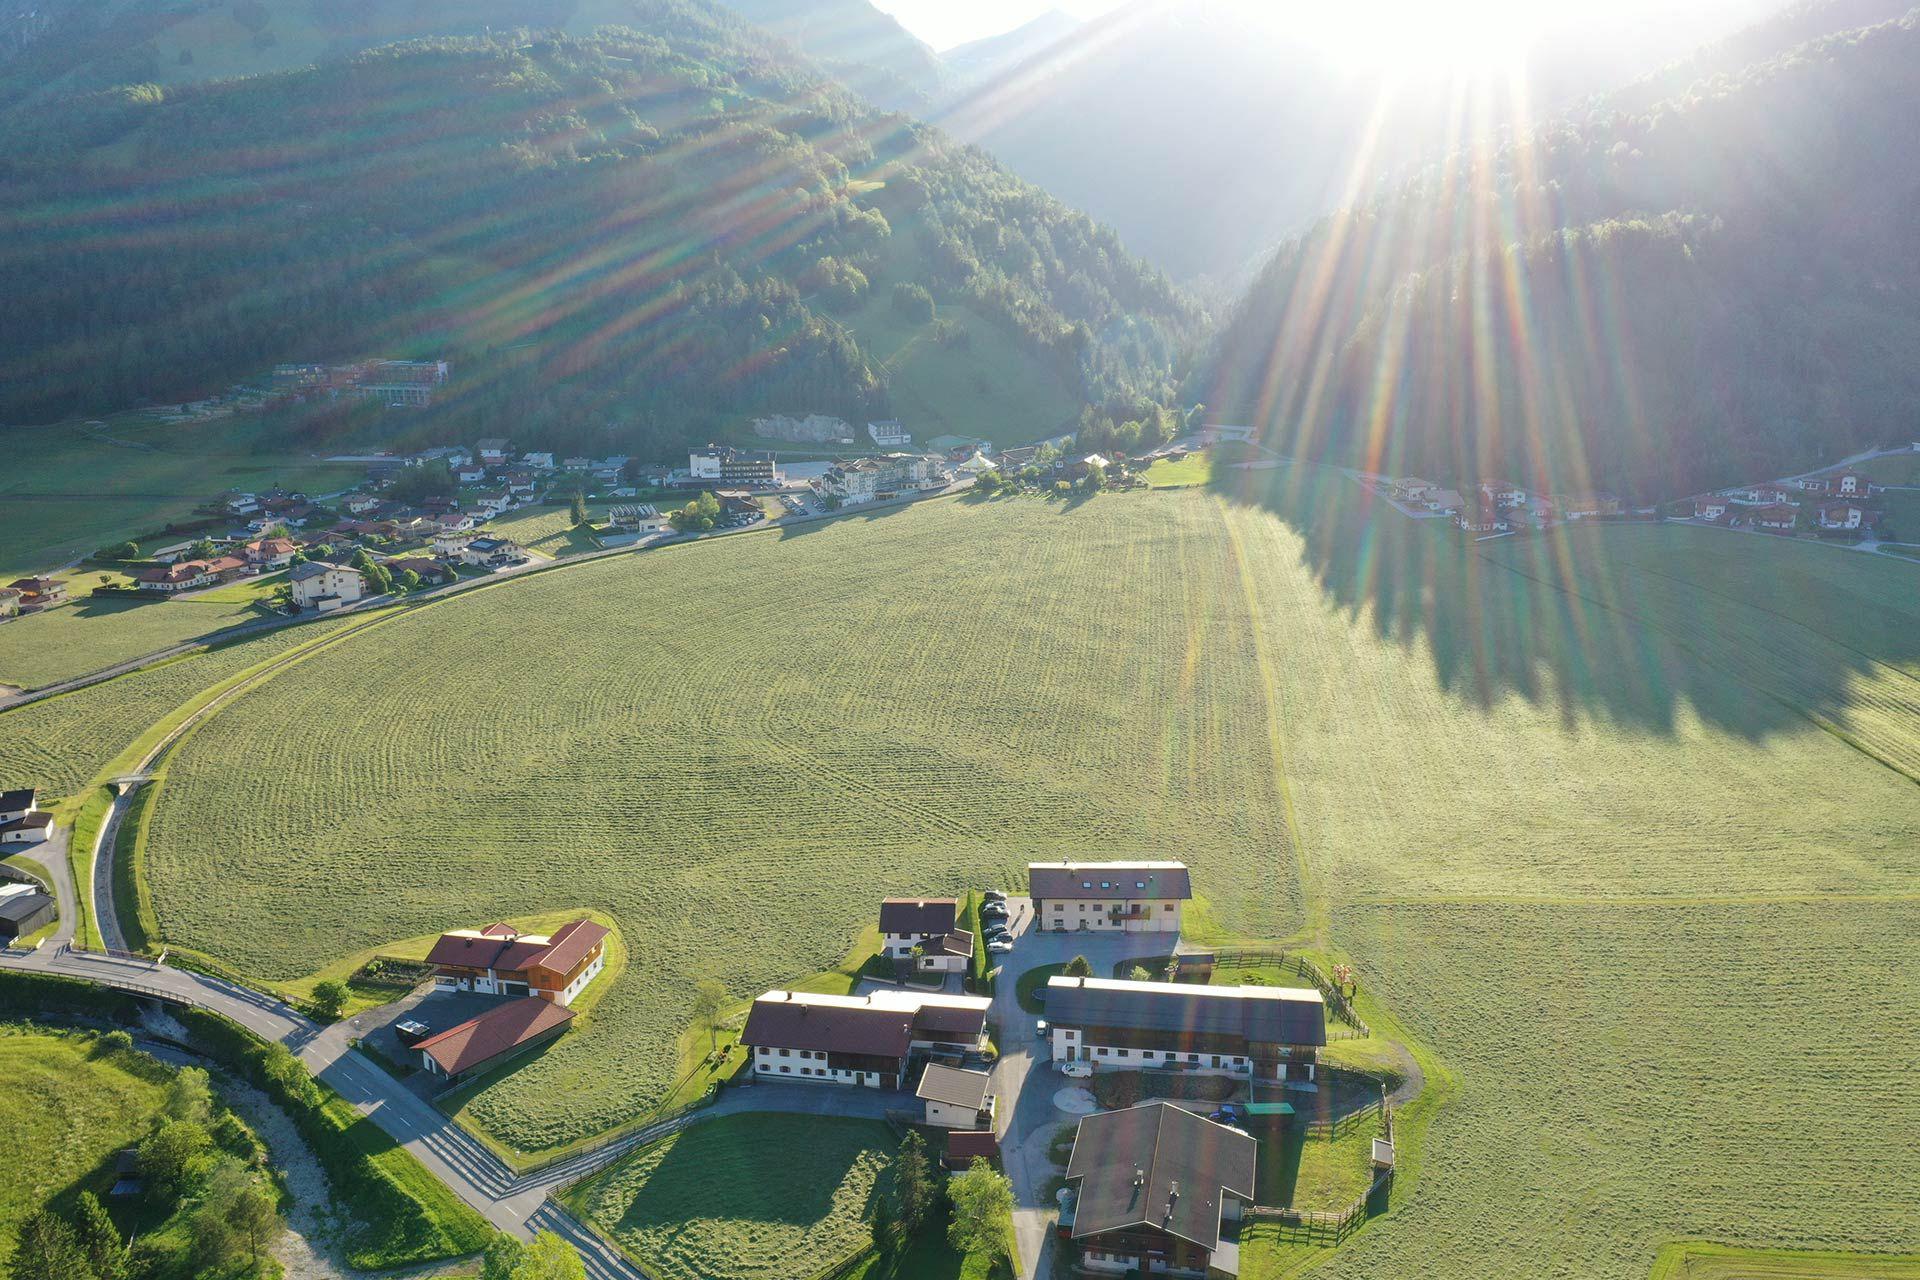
[414,996,575,1081]
[426,917,609,1007]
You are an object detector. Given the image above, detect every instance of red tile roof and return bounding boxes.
[415,997,574,1076]
[529,919,609,978]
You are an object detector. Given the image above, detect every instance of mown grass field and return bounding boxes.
[0,416,361,580]
[0,616,358,810]
[565,1114,896,1280]
[0,573,284,690]
[0,1029,168,1272]
[131,472,1920,1272]
[1651,1242,1920,1279]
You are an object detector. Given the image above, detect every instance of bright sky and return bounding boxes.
[877,0,1761,70]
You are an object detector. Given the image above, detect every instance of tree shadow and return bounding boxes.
[1205,459,1920,754]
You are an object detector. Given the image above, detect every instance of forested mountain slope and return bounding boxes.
[713,0,947,111]
[1200,8,1920,499]
[0,3,1197,453]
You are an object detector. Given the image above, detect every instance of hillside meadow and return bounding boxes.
[0,575,284,691]
[132,476,1920,1272]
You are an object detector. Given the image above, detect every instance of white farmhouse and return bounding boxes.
[1029,861,1191,933]
[738,989,990,1089]
[289,561,367,612]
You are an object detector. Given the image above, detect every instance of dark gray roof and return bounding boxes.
[916,1063,991,1110]
[0,788,35,812]
[0,890,55,926]
[1045,977,1326,1048]
[1066,1102,1256,1251]
[1028,862,1191,901]
[740,998,915,1058]
[878,898,959,935]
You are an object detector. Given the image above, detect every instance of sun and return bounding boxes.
[1241,0,1547,76]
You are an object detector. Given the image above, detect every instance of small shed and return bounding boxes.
[944,1129,1000,1171]
[0,887,55,942]
[110,1148,143,1198]
[917,1063,994,1129]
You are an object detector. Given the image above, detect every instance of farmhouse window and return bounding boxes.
[780,1066,791,1073]
[779,1049,790,1057]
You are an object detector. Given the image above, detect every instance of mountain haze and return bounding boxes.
[1201,4,1920,500]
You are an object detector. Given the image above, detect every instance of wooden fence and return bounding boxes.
[1244,1102,1397,1245]
[1212,948,1369,1037]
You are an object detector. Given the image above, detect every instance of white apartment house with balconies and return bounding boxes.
[1029,861,1191,933]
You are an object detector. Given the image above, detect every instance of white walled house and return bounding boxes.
[917,1064,994,1129]
[425,919,609,1007]
[1045,976,1327,1084]
[878,898,958,958]
[1029,861,1191,933]
[289,561,367,611]
[433,530,477,557]
[739,989,991,1089]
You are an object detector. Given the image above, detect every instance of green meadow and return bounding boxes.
[23,464,1918,1273]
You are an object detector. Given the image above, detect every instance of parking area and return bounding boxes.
[343,986,507,1094]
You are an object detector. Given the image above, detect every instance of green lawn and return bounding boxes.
[0,415,362,580]
[481,504,605,558]
[1015,963,1069,1014]
[1250,1112,1382,1212]
[66,470,1920,1275]
[1142,451,1215,488]
[565,1113,898,1280]
[0,573,286,690]
[0,1030,169,1273]
[1874,488,1920,542]
[1650,1242,1920,1279]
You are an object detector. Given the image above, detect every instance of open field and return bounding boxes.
[124,473,1920,1271]
[1141,451,1215,488]
[0,1029,168,1272]
[480,504,606,559]
[0,416,363,580]
[0,617,357,809]
[564,1113,897,1280]
[0,573,285,690]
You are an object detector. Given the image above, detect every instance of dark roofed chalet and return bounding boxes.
[1065,1102,1256,1273]
[878,897,959,937]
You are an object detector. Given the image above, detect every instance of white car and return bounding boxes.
[1057,1060,1092,1078]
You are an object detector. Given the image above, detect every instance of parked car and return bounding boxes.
[982,889,1007,902]
[987,938,1014,954]
[979,902,1009,919]
[1209,1105,1241,1126]
[394,1019,432,1047]
[1058,1060,1092,1078]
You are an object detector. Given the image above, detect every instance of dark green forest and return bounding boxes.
[1201,8,1920,499]
[0,0,1198,457]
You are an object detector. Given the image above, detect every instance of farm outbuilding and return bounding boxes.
[0,885,56,942]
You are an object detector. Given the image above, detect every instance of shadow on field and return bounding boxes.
[1206,460,1920,749]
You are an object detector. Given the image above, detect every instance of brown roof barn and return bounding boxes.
[415,997,574,1080]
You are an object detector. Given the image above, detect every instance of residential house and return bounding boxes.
[134,560,217,593]
[460,537,524,567]
[1391,478,1436,502]
[1791,475,1832,492]
[475,491,513,518]
[1457,499,1508,534]
[454,462,488,484]
[822,454,938,505]
[997,445,1041,474]
[433,511,475,534]
[1029,861,1191,934]
[0,811,53,846]
[1818,502,1868,531]
[1556,493,1621,519]
[563,456,595,472]
[0,588,18,619]
[1726,483,1794,505]
[879,898,958,958]
[226,493,260,516]
[503,472,538,498]
[426,918,610,1007]
[382,557,453,585]
[0,883,56,942]
[1752,503,1801,531]
[477,438,510,464]
[7,578,67,611]
[1832,470,1871,497]
[345,494,382,515]
[1045,976,1327,1083]
[739,989,992,1089]
[244,537,299,568]
[1479,480,1527,508]
[868,419,913,447]
[289,561,367,611]
[715,490,761,519]
[607,504,667,533]
[522,452,556,471]
[433,530,477,558]
[415,997,575,1081]
[0,789,37,823]
[1690,496,1729,521]
[1061,1102,1257,1278]
[917,1064,995,1129]
[1423,489,1465,516]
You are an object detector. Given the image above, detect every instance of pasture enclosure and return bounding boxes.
[133,477,1920,1271]
[565,1113,896,1280]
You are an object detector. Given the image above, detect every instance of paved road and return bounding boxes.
[985,903,1187,1280]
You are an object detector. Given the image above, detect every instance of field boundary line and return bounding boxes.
[1348,891,1920,907]
[1216,496,1322,944]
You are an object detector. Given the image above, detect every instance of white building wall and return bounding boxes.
[750,1046,883,1087]
[924,1099,982,1128]
[1050,1026,1251,1076]
[1038,900,1182,932]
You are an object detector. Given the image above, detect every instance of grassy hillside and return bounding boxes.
[0,7,1196,457]
[124,471,1920,1280]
